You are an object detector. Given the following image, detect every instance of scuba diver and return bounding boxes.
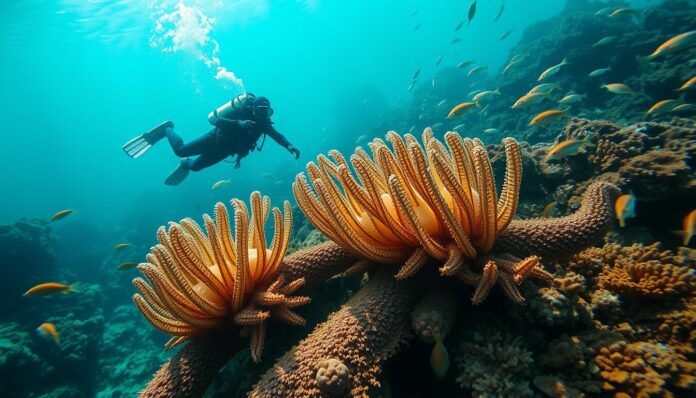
[122,93,300,185]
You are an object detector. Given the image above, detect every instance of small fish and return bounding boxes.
[559,94,585,105]
[362,99,368,107]
[512,92,548,109]
[262,172,276,181]
[436,99,447,108]
[113,243,132,251]
[24,282,78,297]
[468,0,477,25]
[601,83,635,95]
[502,59,521,75]
[678,75,696,91]
[435,55,444,66]
[37,323,60,344]
[467,89,483,98]
[588,67,611,77]
[647,99,681,116]
[432,77,437,89]
[451,38,462,44]
[117,261,138,271]
[594,7,612,16]
[498,29,514,41]
[529,109,568,127]
[412,68,421,81]
[593,35,617,48]
[538,57,569,81]
[413,24,421,31]
[457,60,474,69]
[672,103,695,112]
[51,209,74,221]
[544,135,592,161]
[614,194,636,228]
[407,82,415,92]
[467,66,486,77]
[452,124,466,131]
[542,202,557,218]
[473,88,501,104]
[648,31,696,60]
[411,9,418,17]
[609,8,638,18]
[509,53,526,64]
[430,335,450,380]
[494,2,505,22]
[674,209,696,246]
[483,128,500,134]
[529,83,559,94]
[447,102,478,119]
[455,21,464,31]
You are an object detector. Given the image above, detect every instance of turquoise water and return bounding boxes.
[0,0,576,226]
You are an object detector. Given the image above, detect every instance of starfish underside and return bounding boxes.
[294,129,552,303]
[132,192,309,361]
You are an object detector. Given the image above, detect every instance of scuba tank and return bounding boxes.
[208,93,256,125]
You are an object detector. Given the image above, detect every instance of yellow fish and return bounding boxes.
[647,99,681,116]
[24,282,78,297]
[447,102,478,118]
[467,66,486,77]
[512,92,548,109]
[113,243,132,251]
[609,8,638,18]
[593,35,617,48]
[529,109,568,127]
[674,209,696,246]
[473,88,500,104]
[430,335,450,380]
[542,202,557,218]
[50,209,74,221]
[211,179,231,190]
[614,194,636,228]
[538,57,569,81]
[678,75,696,91]
[37,323,60,345]
[559,94,585,105]
[601,83,635,95]
[648,30,696,60]
[544,135,592,161]
[117,261,138,271]
[529,83,559,94]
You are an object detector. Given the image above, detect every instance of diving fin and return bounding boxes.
[165,158,192,186]
[122,121,174,159]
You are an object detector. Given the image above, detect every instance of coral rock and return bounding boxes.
[315,358,351,396]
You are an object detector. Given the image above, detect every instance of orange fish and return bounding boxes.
[544,135,593,161]
[648,30,696,60]
[678,76,696,91]
[542,202,557,218]
[447,102,478,118]
[50,209,74,221]
[37,322,60,344]
[647,99,681,116]
[512,92,548,109]
[674,209,696,246]
[24,282,78,297]
[529,109,568,126]
[614,194,636,228]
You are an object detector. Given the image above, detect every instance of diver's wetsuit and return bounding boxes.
[164,112,292,171]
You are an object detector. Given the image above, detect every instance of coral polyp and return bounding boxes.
[131,192,309,361]
[294,129,550,303]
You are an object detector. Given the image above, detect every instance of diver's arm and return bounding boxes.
[266,126,300,159]
[211,110,255,129]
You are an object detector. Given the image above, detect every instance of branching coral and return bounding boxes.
[294,130,555,303]
[595,243,696,299]
[132,192,309,361]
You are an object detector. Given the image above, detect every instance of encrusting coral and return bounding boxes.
[135,129,621,397]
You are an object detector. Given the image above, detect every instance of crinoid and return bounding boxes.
[132,192,309,362]
[293,129,553,303]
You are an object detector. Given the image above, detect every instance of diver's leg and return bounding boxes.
[164,151,227,186]
[122,121,174,159]
[166,128,217,158]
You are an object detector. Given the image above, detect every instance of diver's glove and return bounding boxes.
[287,145,300,159]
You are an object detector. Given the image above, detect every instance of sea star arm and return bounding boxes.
[494,181,620,260]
